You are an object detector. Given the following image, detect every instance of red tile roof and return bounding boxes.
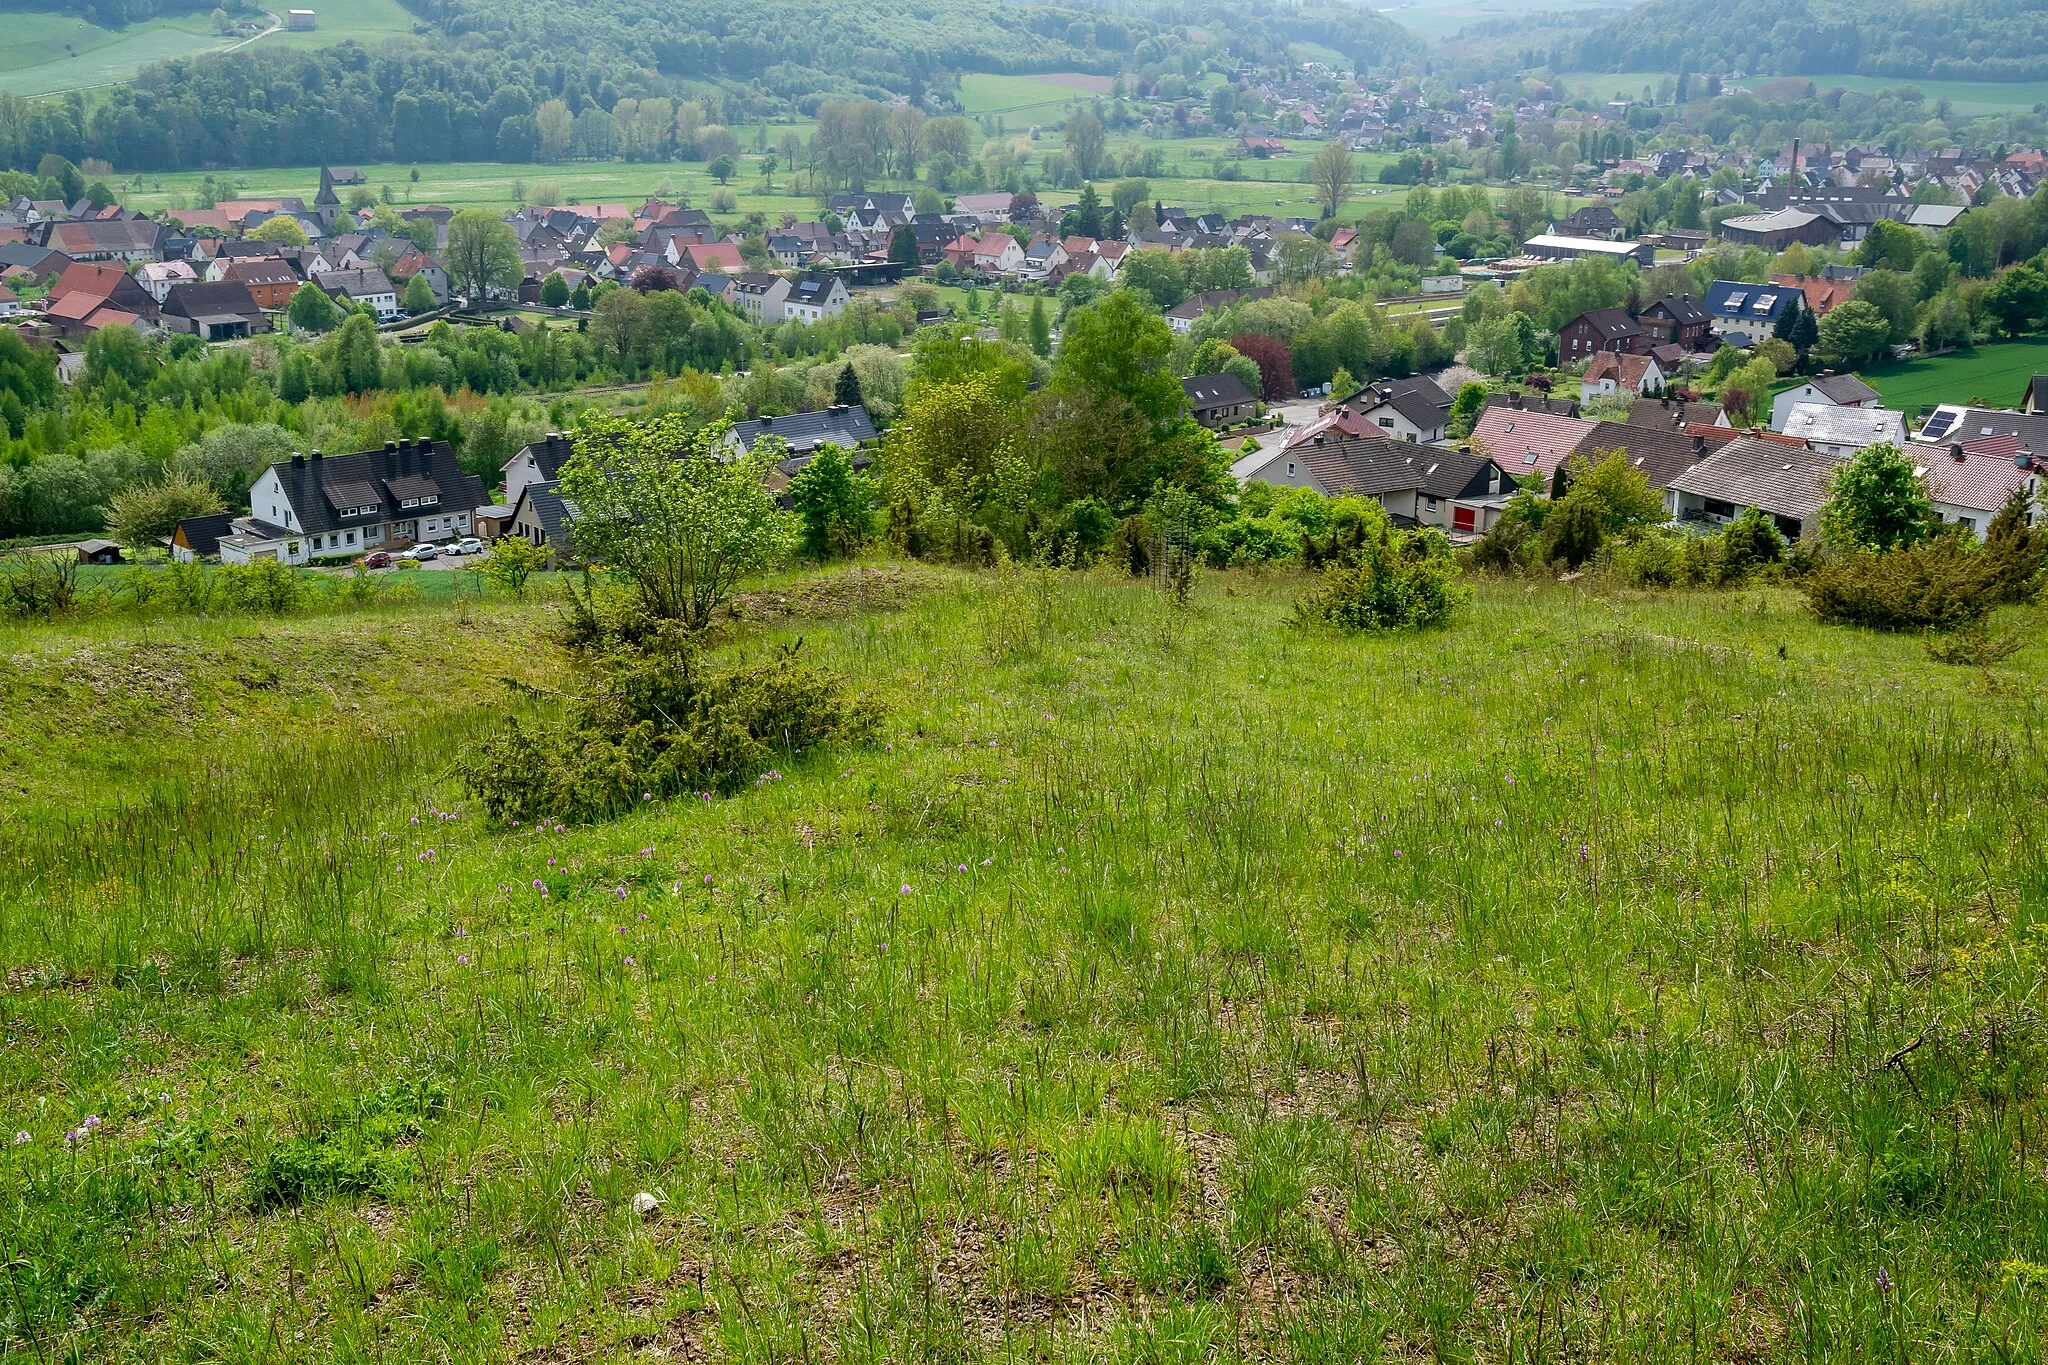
[1917,440,2037,513]
[1468,406,1599,481]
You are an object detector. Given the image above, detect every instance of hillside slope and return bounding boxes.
[1569,0,2048,82]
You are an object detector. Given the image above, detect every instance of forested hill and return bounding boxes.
[1565,0,2048,82]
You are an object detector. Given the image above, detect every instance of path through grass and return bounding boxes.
[4,567,2047,1361]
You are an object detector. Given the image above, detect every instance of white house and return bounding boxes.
[1019,237,1068,281]
[1579,351,1667,404]
[1339,376,1453,443]
[0,285,19,318]
[315,268,398,319]
[1914,438,2043,538]
[137,260,199,304]
[210,440,485,565]
[782,270,849,323]
[731,272,792,324]
[1769,371,1882,431]
[968,234,1025,276]
[1779,402,1906,458]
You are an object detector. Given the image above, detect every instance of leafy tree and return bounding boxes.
[404,274,439,312]
[1816,299,1893,365]
[1309,140,1355,220]
[559,411,795,628]
[1820,441,1934,552]
[1448,381,1487,438]
[1064,112,1106,180]
[107,471,222,550]
[1228,332,1295,401]
[248,216,308,246]
[1856,220,1924,272]
[539,272,570,308]
[443,209,523,303]
[1027,295,1051,358]
[1852,269,1919,343]
[709,154,738,185]
[1116,248,1187,309]
[79,325,151,399]
[327,313,385,394]
[888,224,920,269]
[477,531,549,593]
[788,443,875,559]
[1110,178,1150,219]
[1464,315,1527,375]
[1984,264,2048,338]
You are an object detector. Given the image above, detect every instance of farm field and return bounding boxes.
[1855,336,2048,415]
[246,0,418,52]
[0,8,234,96]
[3,562,2047,1360]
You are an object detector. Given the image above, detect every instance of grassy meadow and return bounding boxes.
[0,7,235,97]
[3,561,2048,1361]
[1855,336,2048,415]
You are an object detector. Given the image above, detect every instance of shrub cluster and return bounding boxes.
[1603,508,1789,588]
[462,625,883,825]
[1804,487,2046,632]
[1294,505,1466,632]
[246,1078,446,1212]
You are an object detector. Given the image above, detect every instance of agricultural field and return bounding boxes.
[1855,336,2048,415]
[1554,69,2048,116]
[0,8,237,97]
[247,0,418,52]
[3,562,2047,1360]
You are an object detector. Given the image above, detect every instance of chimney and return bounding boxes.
[1510,391,1524,410]
[385,440,397,453]
[310,451,323,478]
[290,453,304,469]
[1692,435,1706,455]
[1950,443,1966,462]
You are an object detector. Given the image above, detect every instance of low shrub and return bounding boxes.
[1295,519,1467,632]
[1925,619,2027,666]
[1804,534,2007,631]
[246,1078,446,1211]
[461,632,884,824]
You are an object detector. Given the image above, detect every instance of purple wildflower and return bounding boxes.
[1875,1267,1894,1295]
[456,954,470,965]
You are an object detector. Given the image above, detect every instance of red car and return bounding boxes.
[360,551,393,568]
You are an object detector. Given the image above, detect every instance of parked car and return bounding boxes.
[412,543,439,561]
[360,550,392,568]
[440,541,467,557]
[454,537,484,555]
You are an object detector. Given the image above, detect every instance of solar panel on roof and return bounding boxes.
[1921,411,1955,438]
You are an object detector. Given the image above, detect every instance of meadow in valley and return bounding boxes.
[0,561,2045,1361]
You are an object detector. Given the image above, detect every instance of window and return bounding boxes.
[1724,291,1747,311]
[401,497,419,508]
[346,531,356,545]
[1286,461,1296,478]
[1426,496,1439,512]
[1752,292,1777,313]
[1379,417,1394,428]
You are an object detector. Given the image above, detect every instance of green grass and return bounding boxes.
[955,71,1108,123]
[0,7,234,96]
[4,560,2048,1360]
[250,0,418,52]
[1855,336,2048,414]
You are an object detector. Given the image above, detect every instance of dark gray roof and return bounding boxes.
[315,267,395,297]
[1570,307,1644,341]
[1569,421,1724,490]
[1165,285,1274,320]
[517,479,573,545]
[1669,437,1843,522]
[268,440,485,536]
[1182,371,1256,410]
[1627,397,1725,428]
[1294,432,1509,500]
[173,510,235,556]
[511,433,574,483]
[1484,392,1581,418]
[1643,294,1708,326]
[728,405,878,454]
[1808,372,1880,405]
[161,279,264,321]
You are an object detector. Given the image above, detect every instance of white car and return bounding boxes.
[412,543,439,561]
[439,541,467,557]
[454,537,484,555]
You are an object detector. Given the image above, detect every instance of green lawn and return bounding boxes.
[1855,336,2048,414]
[0,8,236,96]
[3,563,2048,1360]
[955,71,1108,123]
[248,0,418,52]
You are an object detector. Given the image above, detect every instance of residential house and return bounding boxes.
[680,242,746,275]
[169,510,236,562]
[1667,435,1843,539]
[1580,351,1667,402]
[216,259,303,311]
[1635,295,1712,351]
[1337,375,1453,443]
[1627,395,1728,429]
[1235,432,1517,537]
[1772,272,1855,317]
[159,280,270,339]
[1702,280,1797,346]
[38,217,163,263]
[2024,376,2048,415]
[1019,237,1067,281]
[218,440,486,565]
[387,247,448,304]
[952,192,1016,224]
[507,479,575,564]
[960,234,1025,277]
[503,432,574,510]
[1555,204,1624,239]
[1467,403,1600,484]
[719,405,879,459]
[0,285,16,318]
[731,272,792,324]
[316,268,398,318]
[0,243,69,283]
[1483,392,1581,418]
[1566,421,1739,514]
[43,291,148,336]
[783,270,850,323]
[1912,436,2042,537]
[1559,307,1648,362]
[1165,285,1274,335]
[137,259,200,303]
[1183,372,1257,428]
[1769,371,1881,430]
[1780,402,1906,457]
[46,262,157,321]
